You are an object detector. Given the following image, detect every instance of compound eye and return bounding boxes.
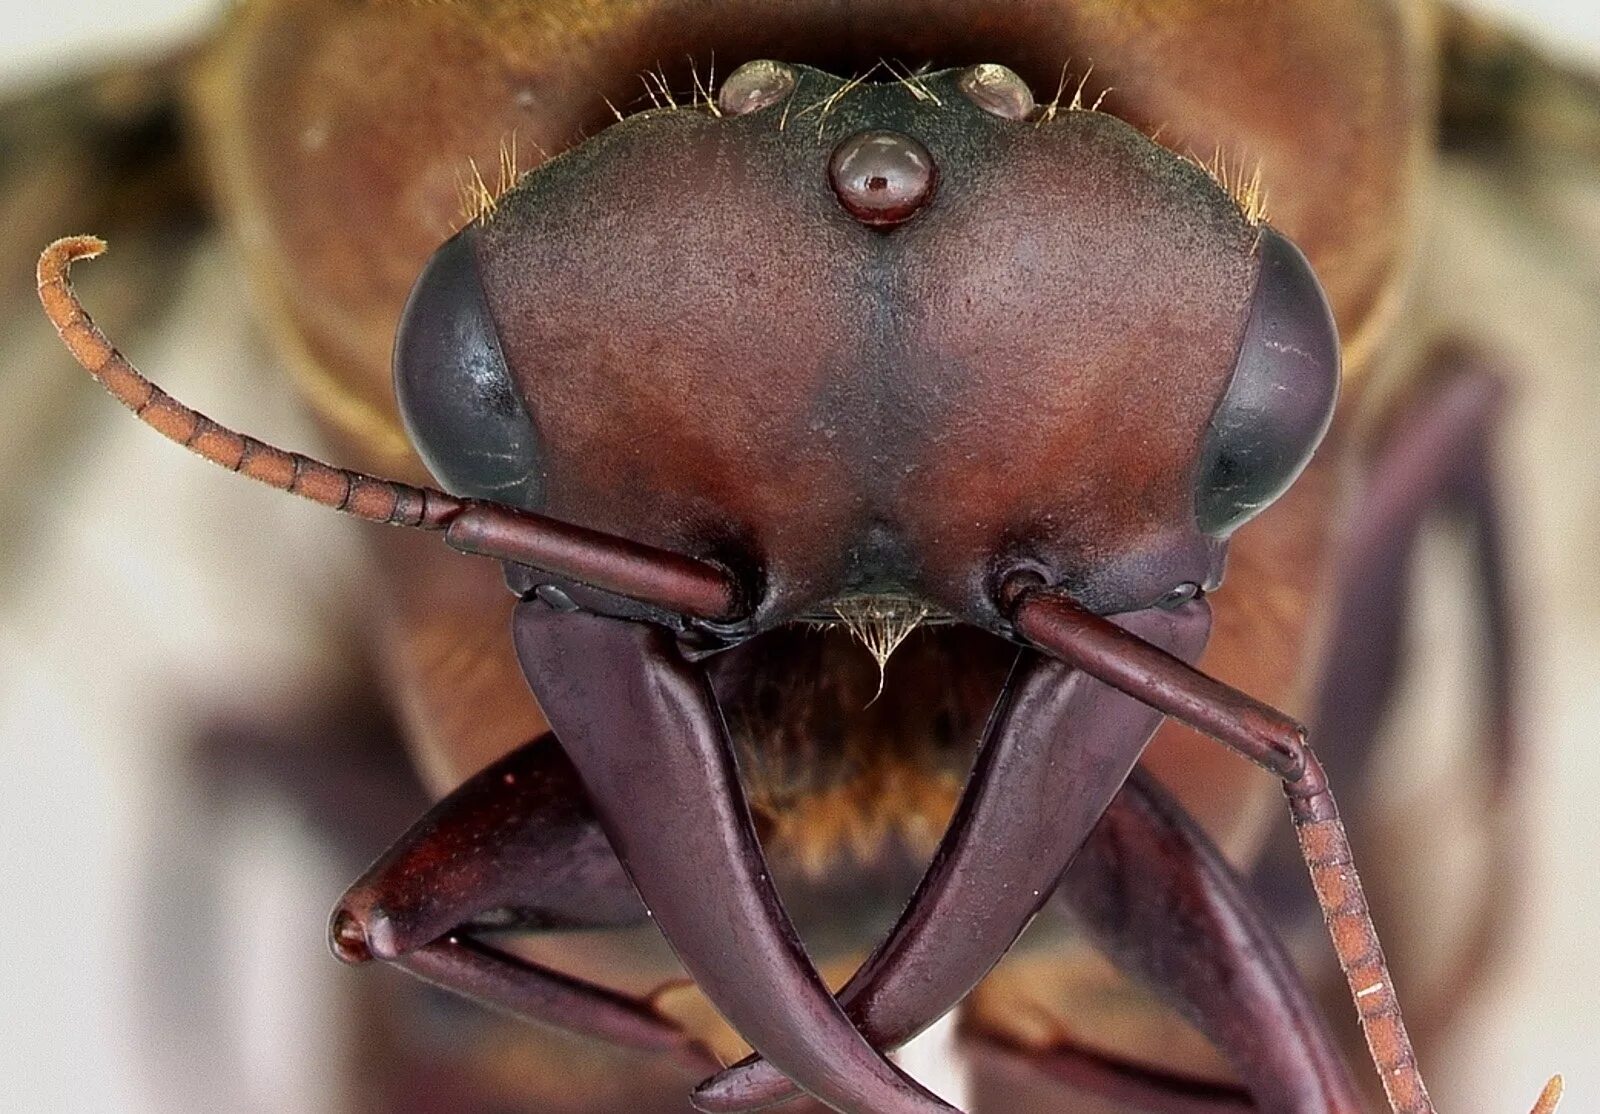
[1194,227,1340,535]
[394,228,542,508]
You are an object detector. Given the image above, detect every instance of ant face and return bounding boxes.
[397,64,1336,630]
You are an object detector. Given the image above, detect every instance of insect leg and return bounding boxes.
[1254,346,1521,1036]
[1005,766,1358,1113]
[694,604,1211,1114]
[513,602,957,1114]
[328,734,711,1069]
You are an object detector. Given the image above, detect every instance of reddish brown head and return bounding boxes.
[395,63,1338,634]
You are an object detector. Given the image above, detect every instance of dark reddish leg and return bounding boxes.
[998,767,1358,1113]
[329,736,712,1071]
[694,604,1210,1113]
[1253,348,1521,1032]
[963,767,1357,1113]
[1314,353,1516,816]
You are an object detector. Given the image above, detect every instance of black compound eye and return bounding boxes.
[394,228,543,508]
[1194,227,1340,536]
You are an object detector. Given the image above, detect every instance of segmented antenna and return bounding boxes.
[37,236,742,621]
[1288,757,1561,1114]
[1286,756,1435,1114]
[38,236,465,531]
[1008,585,1562,1114]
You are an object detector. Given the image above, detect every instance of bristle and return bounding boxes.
[778,70,806,132]
[1028,62,1115,128]
[617,62,736,121]
[1069,64,1094,112]
[687,54,722,116]
[1036,61,1074,125]
[499,132,518,199]
[638,72,663,110]
[1239,162,1269,225]
[641,68,679,110]
[456,158,497,226]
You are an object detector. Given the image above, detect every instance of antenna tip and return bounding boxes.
[39,236,108,285]
[1533,1074,1564,1114]
[48,234,108,260]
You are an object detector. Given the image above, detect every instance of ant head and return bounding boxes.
[396,63,1336,631]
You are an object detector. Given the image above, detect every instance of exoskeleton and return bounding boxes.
[26,2,1578,1111]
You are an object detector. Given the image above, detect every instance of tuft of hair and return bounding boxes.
[455,132,528,228]
[1195,146,1270,226]
[823,595,930,700]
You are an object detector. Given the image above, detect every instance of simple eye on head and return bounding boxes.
[393,227,543,509]
[1193,227,1341,536]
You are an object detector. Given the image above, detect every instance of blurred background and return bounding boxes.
[2,2,1599,1112]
